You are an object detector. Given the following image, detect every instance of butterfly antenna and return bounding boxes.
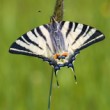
[48,68,54,110]
[54,69,60,87]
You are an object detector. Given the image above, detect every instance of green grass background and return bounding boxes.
[0,0,110,110]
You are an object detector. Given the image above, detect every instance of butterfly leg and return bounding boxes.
[68,63,77,84]
[54,65,60,87]
[54,69,60,87]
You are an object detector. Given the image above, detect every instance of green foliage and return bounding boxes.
[0,0,110,110]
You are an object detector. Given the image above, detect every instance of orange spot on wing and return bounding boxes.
[62,52,68,57]
[53,53,60,59]
[53,52,68,60]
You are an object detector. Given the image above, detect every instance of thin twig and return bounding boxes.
[48,68,54,110]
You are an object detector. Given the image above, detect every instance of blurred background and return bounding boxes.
[0,0,110,110]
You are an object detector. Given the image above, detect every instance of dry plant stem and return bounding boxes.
[53,0,64,21]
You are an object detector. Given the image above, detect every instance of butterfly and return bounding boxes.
[9,16,105,77]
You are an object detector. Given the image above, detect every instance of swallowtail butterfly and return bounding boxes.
[9,17,105,76]
[9,16,105,110]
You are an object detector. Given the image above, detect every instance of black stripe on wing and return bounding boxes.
[36,27,47,41]
[79,30,105,50]
[9,41,31,53]
[9,40,41,58]
[9,42,42,58]
[43,24,50,32]
[73,22,78,31]
[74,25,89,41]
[66,22,73,37]
[72,24,91,45]
[9,45,38,57]
[23,33,43,50]
[84,30,103,43]
[60,21,65,30]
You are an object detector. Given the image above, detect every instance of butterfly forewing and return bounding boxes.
[60,21,105,52]
[9,24,54,59]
